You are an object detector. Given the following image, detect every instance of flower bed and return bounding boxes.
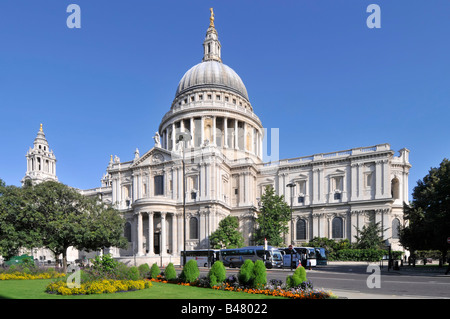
[0,271,65,280]
[150,275,334,299]
[45,279,152,295]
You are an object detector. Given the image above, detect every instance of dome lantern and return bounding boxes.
[202,8,222,63]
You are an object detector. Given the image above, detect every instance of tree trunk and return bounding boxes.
[62,251,68,273]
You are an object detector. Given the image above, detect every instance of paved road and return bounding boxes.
[195,262,450,299]
[305,263,450,299]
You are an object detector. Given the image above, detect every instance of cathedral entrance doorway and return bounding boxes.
[154,232,161,255]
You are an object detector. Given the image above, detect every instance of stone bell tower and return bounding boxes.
[21,124,58,185]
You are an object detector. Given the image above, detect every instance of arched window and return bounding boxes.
[189,217,198,239]
[124,222,132,242]
[392,218,400,239]
[391,178,400,199]
[296,219,306,240]
[332,217,343,239]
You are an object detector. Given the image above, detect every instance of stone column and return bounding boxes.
[224,117,228,148]
[177,213,183,254]
[351,163,358,201]
[318,168,324,203]
[312,168,319,204]
[239,173,245,206]
[148,212,154,255]
[234,120,239,150]
[171,213,177,254]
[137,212,143,256]
[199,212,206,248]
[243,123,247,151]
[383,159,390,198]
[132,174,138,202]
[190,117,194,148]
[201,117,205,145]
[375,160,382,199]
[172,123,176,151]
[160,212,166,256]
[165,128,169,149]
[350,211,358,244]
[212,116,216,146]
[358,163,364,199]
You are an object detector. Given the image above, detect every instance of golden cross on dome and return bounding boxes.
[40,123,43,132]
[209,8,215,27]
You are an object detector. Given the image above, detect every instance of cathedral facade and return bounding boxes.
[23,11,411,266]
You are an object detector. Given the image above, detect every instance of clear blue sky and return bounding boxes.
[1,0,449,200]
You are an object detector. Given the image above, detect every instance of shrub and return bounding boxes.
[252,260,267,289]
[238,259,254,287]
[286,265,307,288]
[46,279,152,295]
[114,262,131,280]
[138,263,150,279]
[91,254,118,274]
[164,263,177,281]
[127,266,140,281]
[208,261,226,287]
[336,249,385,262]
[180,260,200,283]
[150,263,161,279]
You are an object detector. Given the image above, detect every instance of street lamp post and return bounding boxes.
[286,182,296,245]
[256,197,266,266]
[205,205,212,268]
[286,182,296,270]
[177,132,192,266]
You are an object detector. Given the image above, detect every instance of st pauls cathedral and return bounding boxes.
[21,9,411,265]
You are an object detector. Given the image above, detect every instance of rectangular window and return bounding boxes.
[154,175,164,196]
[298,196,305,203]
[365,173,373,188]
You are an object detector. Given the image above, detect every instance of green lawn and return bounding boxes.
[0,279,286,299]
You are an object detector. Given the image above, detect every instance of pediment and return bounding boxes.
[258,177,274,185]
[131,147,173,168]
[291,173,309,181]
[329,168,346,176]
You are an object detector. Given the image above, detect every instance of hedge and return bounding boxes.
[335,249,403,262]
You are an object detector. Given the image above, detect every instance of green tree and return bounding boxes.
[400,159,450,263]
[28,181,93,272]
[254,185,291,247]
[77,196,128,254]
[0,180,127,272]
[150,263,161,279]
[164,262,177,281]
[238,259,254,287]
[353,222,388,250]
[0,180,41,259]
[209,216,244,249]
[207,260,226,287]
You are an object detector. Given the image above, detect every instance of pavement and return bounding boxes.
[178,261,450,299]
[312,261,450,299]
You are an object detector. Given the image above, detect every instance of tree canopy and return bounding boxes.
[254,185,291,247]
[0,180,127,272]
[209,216,244,249]
[400,158,450,261]
[353,222,387,250]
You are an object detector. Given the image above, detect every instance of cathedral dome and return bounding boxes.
[175,61,249,101]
